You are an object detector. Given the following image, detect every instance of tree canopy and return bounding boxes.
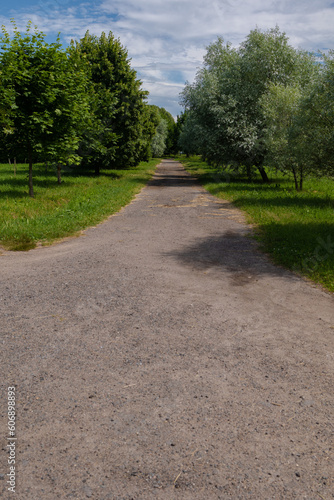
[180,26,330,189]
[0,23,163,195]
[0,21,90,195]
[71,31,155,172]
[148,105,176,157]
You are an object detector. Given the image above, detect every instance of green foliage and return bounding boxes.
[73,31,153,171]
[261,84,306,190]
[177,111,201,156]
[0,21,160,190]
[0,21,90,195]
[148,105,176,156]
[68,38,118,173]
[296,51,334,176]
[260,50,321,190]
[151,118,168,157]
[180,27,330,188]
[178,155,334,292]
[156,106,176,154]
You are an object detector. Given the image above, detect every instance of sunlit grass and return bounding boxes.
[178,155,334,293]
[0,159,160,251]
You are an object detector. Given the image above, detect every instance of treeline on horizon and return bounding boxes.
[1,22,334,196]
[178,26,334,191]
[0,21,178,197]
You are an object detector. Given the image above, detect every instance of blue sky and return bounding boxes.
[1,0,334,118]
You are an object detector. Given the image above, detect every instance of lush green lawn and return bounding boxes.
[177,155,334,293]
[0,159,160,251]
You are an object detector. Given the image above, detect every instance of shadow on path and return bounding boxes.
[163,231,286,279]
[148,174,199,188]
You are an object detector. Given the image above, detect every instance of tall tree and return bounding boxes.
[178,110,202,157]
[260,51,320,190]
[73,31,152,171]
[235,27,301,181]
[297,51,334,177]
[181,27,307,182]
[151,119,168,157]
[156,107,176,154]
[0,21,90,196]
[148,105,175,157]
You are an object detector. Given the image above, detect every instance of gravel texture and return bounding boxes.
[1,160,333,499]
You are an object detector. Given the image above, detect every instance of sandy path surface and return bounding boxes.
[1,160,333,499]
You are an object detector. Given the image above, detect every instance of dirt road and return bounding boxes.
[1,160,333,499]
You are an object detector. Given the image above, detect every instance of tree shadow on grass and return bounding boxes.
[100,171,123,179]
[259,221,334,292]
[208,184,286,197]
[68,167,122,179]
[127,176,154,184]
[0,179,77,198]
[0,189,30,199]
[259,221,334,257]
[232,195,334,210]
[204,177,333,209]
[0,169,123,199]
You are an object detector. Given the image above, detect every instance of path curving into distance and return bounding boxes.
[1,160,333,499]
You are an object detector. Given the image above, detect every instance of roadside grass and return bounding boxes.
[0,159,160,251]
[177,155,334,293]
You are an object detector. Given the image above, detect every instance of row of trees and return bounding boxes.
[0,22,175,196]
[179,27,334,190]
[150,105,176,157]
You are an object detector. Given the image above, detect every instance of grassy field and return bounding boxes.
[177,155,334,293]
[0,159,160,251]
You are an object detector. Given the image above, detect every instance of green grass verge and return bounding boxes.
[177,155,334,293]
[0,159,160,251]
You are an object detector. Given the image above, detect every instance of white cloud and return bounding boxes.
[2,0,334,116]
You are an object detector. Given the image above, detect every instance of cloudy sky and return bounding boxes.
[1,0,334,117]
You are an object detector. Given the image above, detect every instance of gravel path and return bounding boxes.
[1,160,333,499]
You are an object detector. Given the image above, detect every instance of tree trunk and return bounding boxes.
[14,158,16,177]
[299,166,303,191]
[57,164,62,185]
[246,164,252,182]
[292,167,298,191]
[28,155,34,198]
[95,165,100,175]
[257,165,269,183]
